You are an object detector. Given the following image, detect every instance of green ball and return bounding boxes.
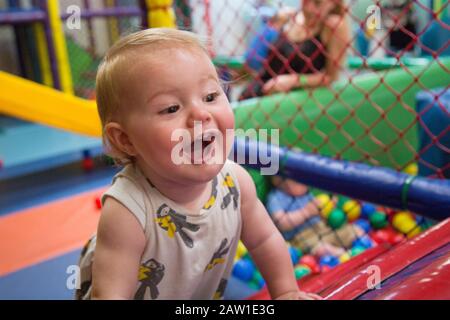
[351,245,365,256]
[294,247,303,259]
[370,211,388,229]
[248,279,261,290]
[294,265,311,279]
[328,209,347,229]
[242,252,252,261]
[337,195,350,209]
[252,270,263,283]
[103,155,115,165]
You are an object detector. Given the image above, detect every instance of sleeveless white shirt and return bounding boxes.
[76,160,242,300]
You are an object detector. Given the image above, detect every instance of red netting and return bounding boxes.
[174,0,449,181]
[173,0,449,291]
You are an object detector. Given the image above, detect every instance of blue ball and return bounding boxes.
[361,203,376,218]
[354,219,371,233]
[289,246,300,265]
[257,277,265,289]
[352,235,373,249]
[232,259,255,282]
[319,255,340,268]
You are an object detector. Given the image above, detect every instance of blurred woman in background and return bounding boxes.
[239,0,350,100]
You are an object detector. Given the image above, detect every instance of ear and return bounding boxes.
[104,122,138,157]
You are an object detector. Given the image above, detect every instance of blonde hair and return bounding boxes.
[96,28,209,164]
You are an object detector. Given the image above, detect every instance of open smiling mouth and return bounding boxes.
[188,132,217,164]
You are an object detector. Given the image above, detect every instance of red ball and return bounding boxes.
[371,227,405,245]
[384,207,397,216]
[83,158,94,171]
[370,229,390,244]
[95,196,102,210]
[299,255,320,273]
[390,233,405,245]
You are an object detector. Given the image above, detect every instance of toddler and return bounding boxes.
[76,28,321,300]
[267,176,363,257]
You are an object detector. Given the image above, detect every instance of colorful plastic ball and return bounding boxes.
[336,195,349,209]
[361,203,376,218]
[350,245,365,257]
[352,235,373,249]
[236,241,247,260]
[354,219,371,233]
[299,255,320,273]
[392,211,413,227]
[252,271,265,289]
[370,228,403,245]
[94,196,102,210]
[248,279,262,290]
[339,252,351,263]
[369,211,388,229]
[82,157,94,171]
[370,229,390,245]
[319,255,340,268]
[232,259,255,282]
[328,209,347,229]
[289,246,301,265]
[103,155,115,165]
[390,233,405,244]
[294,264,311,279]
[403,163,418,176]
[392,212,421,237]
[416,216,433,231]
[342,200,361,222]
[316,194,334,218]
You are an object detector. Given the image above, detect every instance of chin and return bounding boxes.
[185,162,224,182]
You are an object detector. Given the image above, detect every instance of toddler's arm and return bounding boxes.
[233,163,321,300]
[91,197,146,299]
[271,200,320,231]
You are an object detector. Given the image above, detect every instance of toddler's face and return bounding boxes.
[303,0,336,20]
[120,46,235,183]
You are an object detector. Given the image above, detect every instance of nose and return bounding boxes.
[187,103,212,128]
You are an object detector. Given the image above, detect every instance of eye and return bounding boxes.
[160,105,180,114]
[204,91,220,103]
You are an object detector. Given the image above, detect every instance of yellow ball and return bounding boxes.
[342,200,361,222]
[316,194,334,218]
[406,226,421,238]
[403,163,418,176]
[339,252,351,264]
[392,212,420,237]
[236,241,247,259]
[392,212,413,228]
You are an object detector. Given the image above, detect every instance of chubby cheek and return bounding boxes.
[153,130,179,162]
[217,107,235,156]
[217,105,234,133]
[131,126,173,162]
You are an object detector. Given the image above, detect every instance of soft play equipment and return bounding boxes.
[2,58,448,149]
[233,138,450,300]
[347,56,431,70]
[416,87,450,178]
[232,138,450,220]
[249,219,450,300]
[420,15,450,57]
[0,71,100,137]
[234,58,450,172]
